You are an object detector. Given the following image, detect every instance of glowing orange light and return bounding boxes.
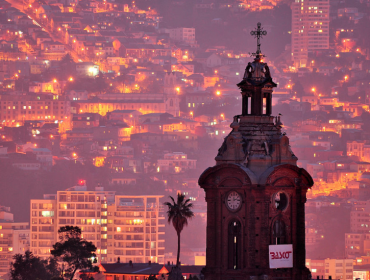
[216,91,221,96]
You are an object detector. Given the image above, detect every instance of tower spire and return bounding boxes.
[237,23,276,116]
[250,22,267,58]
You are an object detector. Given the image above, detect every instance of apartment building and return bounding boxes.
[350,202,370,233]
[306,259,325,279]
[344,201,370,258]
[168,28,196,46]
[347,140,365,159]
[0,206,29,278]
[324,258,353,280]
[0,94,71,127]
[291,0,330,68]
[157,152,197,173]
[30,194,57,259]
[106,195,165,264]
[30,183,165,264]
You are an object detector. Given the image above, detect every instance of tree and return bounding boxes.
[10,250,61,280]
[95,72,108,94]
[163,193,194,267]
[51,226,97,280]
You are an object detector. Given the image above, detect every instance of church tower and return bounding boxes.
[198,23,313,280]
[164,72,180,117]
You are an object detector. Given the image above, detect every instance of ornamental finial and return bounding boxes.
[250,22,267,58]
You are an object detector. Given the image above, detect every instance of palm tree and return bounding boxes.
[164,193,194,267]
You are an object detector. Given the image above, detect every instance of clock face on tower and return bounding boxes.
[226,191,242,211]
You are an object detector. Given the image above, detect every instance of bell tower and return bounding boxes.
[199,23,313,280]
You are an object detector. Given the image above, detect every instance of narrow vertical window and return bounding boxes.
[263,97,267,115]
[272,219,286,245]
[247,97,252,115]
[228,220,241,269]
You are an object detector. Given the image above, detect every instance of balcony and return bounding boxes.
[114,235,144,241]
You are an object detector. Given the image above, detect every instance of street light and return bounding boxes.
[216,91,221,96]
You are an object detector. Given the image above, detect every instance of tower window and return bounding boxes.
[273,191,288,211]
[228,220,241,270]
[247,97,251,114]
[272,219,286,245]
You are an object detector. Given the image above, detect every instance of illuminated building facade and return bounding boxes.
[30,194,57,259]
[291,0,330,68]
[0,94,71,127]
[106,195,165,264]
[323,259,353,280]
[30,184,164,263]
[0,206,29,278]
[76,93,179,117]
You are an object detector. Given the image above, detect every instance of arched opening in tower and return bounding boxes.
[228,220,242,270]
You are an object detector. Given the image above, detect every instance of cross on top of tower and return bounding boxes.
[250,22,267,58]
